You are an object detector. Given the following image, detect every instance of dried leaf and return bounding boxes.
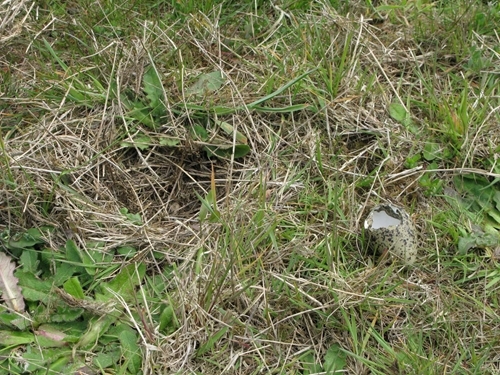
[0,252,26,312]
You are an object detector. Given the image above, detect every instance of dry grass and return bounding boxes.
[1,1,500,374]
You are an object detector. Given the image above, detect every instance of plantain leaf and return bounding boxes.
[186,71,225,95]
[205,144,250,159]
[143,65,165,117]
[323,343,346,374]
[388,102,408,122]
[215,120,247,144]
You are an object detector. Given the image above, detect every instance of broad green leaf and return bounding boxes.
[159,304,178,334]
[22,347,73,372]
[117,246,137,258]
[301,351,323,374]
[46,354,72,372]
[159,136,181,146]
[120,208,143,226]
[323,343,346,374]
[78,315,115,349]
[127,105,158,129]
[120,135,153,151]
[51,305,84,323]
[65,239,82,263]
[404,153,421,168]
[19,250,39,273]
[63,277,85,299]
[486,275,500,289]
[0,330,34,346]
[191,124,208,141]
[494,191,500,211]
[486,208,500,227]
[0,312,29,330]
[458,233,499,255]
[102,263,146,301]
[215,120,247,144]
[53,262,77,286]
[187,71,225,95]
[423,142,440,161]
[15,270,52,303]
[143,65,165,117]
[94,350,121,369]
[182,103,234,115]
[35,325,67,348]
[388,102,408,122]
[64,240,98,276]
[7,227,46,250]
[181,70,315,115]
[205,144,251,159]
[118,328,142,374]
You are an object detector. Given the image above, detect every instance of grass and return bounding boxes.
[1,0,500,374]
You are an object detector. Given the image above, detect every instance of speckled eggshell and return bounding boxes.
[364,204,418,265]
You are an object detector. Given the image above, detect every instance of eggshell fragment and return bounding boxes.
[364,204,418,265]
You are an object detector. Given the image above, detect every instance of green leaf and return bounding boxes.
[205,144,251,159]
[197,327,229,356]
[127,105,158,129]
[323,343,346,374]
[7,228,46,250]
[159,136,181,146]
[215,120,247,144]
[94,351,119,369]
[301,351,323,374]
[46,353,72,372]
[404,153,421,169]
[63,277,85,299]
[102,263,146,302]
[423,142,441,161]
[53,262,78,286]
[117,246,137,258]
[143,65,165,117]
[159,304,178,334]
[35,325,68,348]
[389,102,418,133]
[118,328,142,374]
[51,305,84,323]
[120,135,153,151]
[64,239,98,276]
[191,124,208,141]
[494,191,500,212]
[388,102,408,122]
[0,330,34,346]
[247,69,316,108]
[458,233,499,255]
[15,270,52,303]
[120,208,143,225]
[19,250,39,273]
[197,190,220,223]
[78,315,115,349]
[186,71,225,95]
[65,239,82,263]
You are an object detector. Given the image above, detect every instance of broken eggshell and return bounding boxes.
[364,204,418,265]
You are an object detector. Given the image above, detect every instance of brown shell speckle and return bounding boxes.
[364,204,418,265]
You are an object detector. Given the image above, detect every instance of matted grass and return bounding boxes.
[1,0,500,374]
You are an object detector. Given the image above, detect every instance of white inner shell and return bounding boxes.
[370,209,401,229]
